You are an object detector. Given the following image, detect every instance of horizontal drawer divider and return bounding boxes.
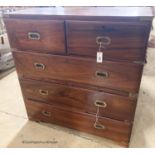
[26,98,133,125]
[19,76,134,98]
[26,98,133,124]
[12,49,146,64]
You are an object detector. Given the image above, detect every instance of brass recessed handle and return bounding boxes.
[28,32,40,40]
[94,100,107,108]
[96,36,111,46]
[96,71,109,78]
[39,89,49,96]
[42,110,51,117]
[34,62,45,70]
[94,123,105,130]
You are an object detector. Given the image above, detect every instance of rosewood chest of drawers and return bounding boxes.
[3,7,153,147]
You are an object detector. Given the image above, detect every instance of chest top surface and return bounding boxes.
[3,7,154,21]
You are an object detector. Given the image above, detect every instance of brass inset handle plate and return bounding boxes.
[28,32,40,40]
[96,71,109,78]
[96,36,111,46]
[39,89,49,96]
[42,110,51,117]
[34,62,45,70]
[94,123,105,130]
[94,100,107,108]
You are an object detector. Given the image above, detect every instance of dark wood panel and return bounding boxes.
[4,19,65,53]
[66,21,149,60]
[25,99,132,146]
[20,79,136,122]
[13,51,143,93]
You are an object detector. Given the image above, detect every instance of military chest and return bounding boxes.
[3,7,153,147]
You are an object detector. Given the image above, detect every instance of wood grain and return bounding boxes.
[25,99,132,146]
[20,79,136,122]
[66,20,150,61]
[4,19,65,53]
[13,51,143,93]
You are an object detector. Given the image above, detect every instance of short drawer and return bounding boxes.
[14,51,143,93]
[4,19,65,53]
[25,100,131,145]
[20,79,136,122]
[66,21,149,61]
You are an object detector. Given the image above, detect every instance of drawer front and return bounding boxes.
[14,51,143,93]
[4,19,65,53]
[66,21,149,60]
[25,100,131,144]
[20,79,136,121]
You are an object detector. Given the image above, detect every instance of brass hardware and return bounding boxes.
[28,32,40,40]
[123,120,132,125]
[42,110,51,117]
[96,36,111,46]
[96,71,109,78]
[39,89,49,96]
[94,100,107,108]
[94,122,105,130]
[34,62,45,70]
[129,92,138,99]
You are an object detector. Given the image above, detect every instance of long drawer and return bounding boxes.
[66,20,149,61]
[25,99,132,145]
[14,51,143,93]
[4,19,65,53]
[20,79,136,122]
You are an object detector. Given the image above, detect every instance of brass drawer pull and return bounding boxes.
[34,62,45,70]
[96,36,111,46]
[28,32,40,40]
[94,123,105,130]
[96,71,109,78]
[42,110,51,117]
[94,100,107,108]
[39,89,49,96]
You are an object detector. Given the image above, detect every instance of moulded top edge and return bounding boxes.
[3,7,154,19]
